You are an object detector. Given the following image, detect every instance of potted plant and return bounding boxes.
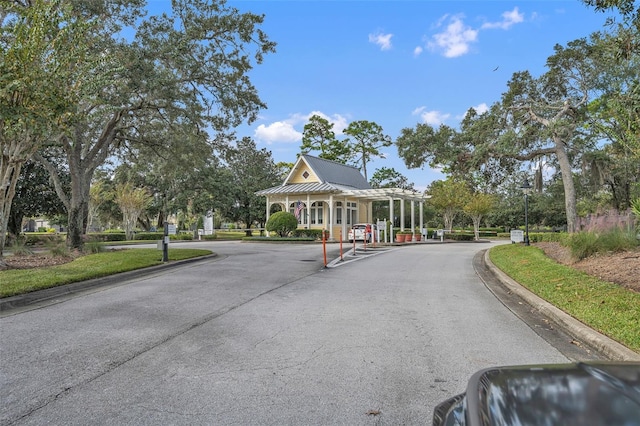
[395,231,405,243]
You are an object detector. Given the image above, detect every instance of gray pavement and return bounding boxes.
[0,240,637,425]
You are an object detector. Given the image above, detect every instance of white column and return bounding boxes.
[410,200,415,235]
[329,194,334,239]
[342,197,348,241]
[306,194,311,229]
[419,201,424,237]
[389,197,394,242]
[265,195,270,221]
[400,199,405,231]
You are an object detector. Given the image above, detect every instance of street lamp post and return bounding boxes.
[520,179,532,246]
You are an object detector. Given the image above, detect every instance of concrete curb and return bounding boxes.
[0,254,218,313]
[483,250,640,362]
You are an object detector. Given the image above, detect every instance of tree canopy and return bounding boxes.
[4,0,276,251]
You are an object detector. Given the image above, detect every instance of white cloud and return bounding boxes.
[472,103,489,114]
[412,106,450,126]
[253,111,350,143]
[368,31,393,51]
[481,7,524,30]
[254,121,302,144]
[421,9,524,58]
[427,14,478,58]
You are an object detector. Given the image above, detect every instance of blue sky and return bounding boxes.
[152,1,615,190]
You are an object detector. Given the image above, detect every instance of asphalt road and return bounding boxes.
[1,241,572,425]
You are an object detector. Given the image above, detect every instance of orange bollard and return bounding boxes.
[322,229,327,267]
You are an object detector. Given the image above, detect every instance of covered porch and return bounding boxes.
[259,188,429,242]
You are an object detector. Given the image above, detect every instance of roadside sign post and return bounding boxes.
[162,222,169,262]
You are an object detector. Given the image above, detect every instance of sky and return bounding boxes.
[151,0,616,191]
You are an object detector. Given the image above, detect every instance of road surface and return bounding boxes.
[1,241,570,425]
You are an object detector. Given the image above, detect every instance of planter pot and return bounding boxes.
[395,234,404,243]
[405,234,413,242]
[415,234,421,242]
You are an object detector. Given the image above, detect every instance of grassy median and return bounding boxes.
[0,248,212,298]
[489,244,640,353]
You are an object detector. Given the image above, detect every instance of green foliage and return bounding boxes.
[343,120,392,181]
[10,239,33,256]
[300,114,350,163]
[427,179,471,231]
[266,211,298,237]
[0,249,212,298]
[45,239,70,258]
[291,229,324,239]
[632,198,640,231]
[596,227,639,251]
[369,167,414,190]
[88,232,127,242]
[22,233,65,246]
[134,232,164,241]
[567,228,639,260]
[8,160,68,236]
[444,233,475,241]
[170,233,194,241]
[83,240,105,254]
[220,137,282,229]
[490,244,640,352]
[527,232,568,243]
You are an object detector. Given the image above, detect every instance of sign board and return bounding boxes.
[204,211,214,235]
[510,230,524,243]
[167,224,177,235]
[437,229,444,237]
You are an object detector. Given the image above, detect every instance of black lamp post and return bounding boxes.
[520,179,532,246]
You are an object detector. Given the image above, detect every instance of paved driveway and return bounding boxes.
[1,241,569,425]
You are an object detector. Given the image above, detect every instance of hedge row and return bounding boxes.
[496,232,567,243]
[291,229,325,239]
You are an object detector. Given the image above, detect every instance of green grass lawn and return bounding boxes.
[0,248,212,298]
[489,244,640,353]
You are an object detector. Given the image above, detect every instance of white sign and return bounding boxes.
[510,230,524,243]
[204,211,214,235]
[167,224,177,235]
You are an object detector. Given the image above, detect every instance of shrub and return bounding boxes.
[170,233,194,241]
[46,239,71,258]
[134,232,164,241]
[84,240,106,254]
[594,228,639,253]
[88,232,127,242]
[11,238,33,256]
[266,211,299,237]
[445,233,474,241]
[292,229,323,239]
[564,228,638,260]
[529,232,566,243]
[567,231,599,260]
[24,234,64,246]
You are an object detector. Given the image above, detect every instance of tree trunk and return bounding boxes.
[8,211,24,236]
[67,202,86,249]
[554,138,578,233]
[472,216,481,241]
[0,159,23,261]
